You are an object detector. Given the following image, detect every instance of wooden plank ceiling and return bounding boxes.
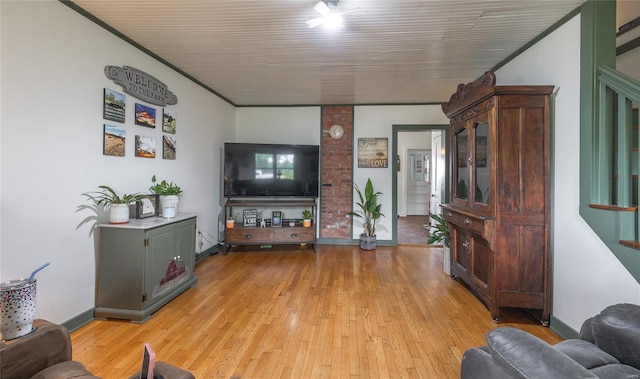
[69,0,586,106]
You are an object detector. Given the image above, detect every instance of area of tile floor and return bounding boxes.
[397,215,431,245]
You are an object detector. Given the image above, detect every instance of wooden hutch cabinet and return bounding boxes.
[441,72,553,324]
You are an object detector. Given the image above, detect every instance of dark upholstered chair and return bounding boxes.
[460,303,640,379]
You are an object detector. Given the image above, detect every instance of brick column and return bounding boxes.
[320,106,353,239]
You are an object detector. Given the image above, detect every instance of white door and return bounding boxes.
[407,149,430,215]
[430,133,443,224]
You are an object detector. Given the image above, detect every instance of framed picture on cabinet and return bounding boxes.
[271,211,282,227]
[134,194,159,218]
[243,209,258,227]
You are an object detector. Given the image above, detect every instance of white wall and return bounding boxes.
[496,15,640,330]
[0,1,235,323]
[352,106,448,239]
[236,107,321,145]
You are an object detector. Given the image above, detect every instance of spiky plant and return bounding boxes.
[347,178,384,237]
[427,212,450,248]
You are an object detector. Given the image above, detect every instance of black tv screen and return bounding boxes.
[224,143,320,197]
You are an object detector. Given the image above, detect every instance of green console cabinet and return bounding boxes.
[95,214,198,322]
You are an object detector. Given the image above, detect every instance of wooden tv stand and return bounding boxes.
[224,198,317,252]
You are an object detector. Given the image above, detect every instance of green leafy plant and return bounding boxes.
[149,175,183,196]
[83,185,143,208]
[427,212,450,248]
[347,178,384,237]
[302,209,314,219]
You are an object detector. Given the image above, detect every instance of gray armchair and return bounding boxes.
[460,303,640,379]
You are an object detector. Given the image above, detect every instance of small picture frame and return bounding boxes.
[134,194,159,218]
[243,208,258,227]
[103,88,126,123]
[271,211,282,227]
[135,103,156,128]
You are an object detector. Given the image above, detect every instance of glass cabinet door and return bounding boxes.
[474,122,490,204]
[455,128,469,200]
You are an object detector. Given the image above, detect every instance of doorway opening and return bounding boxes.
[392,125,450,245]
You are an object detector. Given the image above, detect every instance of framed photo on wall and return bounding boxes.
[163,108,176,134]
[103,124,125,157]
[103,88,126,123]
[163,135,176,160]
[135,103,156,128]
[358,138,389,168]
[135,135,156,158]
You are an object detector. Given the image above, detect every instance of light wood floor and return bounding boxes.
[71,245,562,378]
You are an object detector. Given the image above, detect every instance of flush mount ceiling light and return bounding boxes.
[306,1,358,29]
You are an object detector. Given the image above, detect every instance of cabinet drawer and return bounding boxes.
[458,215,483,234]
[227,228,271,243]
[442,209,484,234]
[272,227,315,243]
[442,209,458,224]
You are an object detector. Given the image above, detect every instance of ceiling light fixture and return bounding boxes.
[306,1,358,29]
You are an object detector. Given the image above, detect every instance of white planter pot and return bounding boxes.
[160,195,179,218]
[109,203,130,224]
[443,245,451,276]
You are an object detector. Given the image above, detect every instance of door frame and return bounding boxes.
[392,124,450,245]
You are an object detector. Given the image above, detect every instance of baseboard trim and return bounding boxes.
[196,245,219,264]
[549,314,579,339]
[61,308,95,332]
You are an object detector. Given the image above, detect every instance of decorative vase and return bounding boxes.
[160,195,179,218]
[359,234,377,250]
[443,245,451,275]
[109,203,130,224]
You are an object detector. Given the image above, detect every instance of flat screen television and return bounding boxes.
[224,142,320,197]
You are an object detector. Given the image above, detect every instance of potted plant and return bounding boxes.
[149,175,182,218]
[302,209,314,227]
[83,185,143,224]
[427,212,451,275]
[347,178,384,250]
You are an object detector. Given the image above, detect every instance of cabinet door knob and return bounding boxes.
[447,212,452,217]
[462,241,470,250]
[290,233,298,238]
[464,218,471,225]
[245,234,253,239]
